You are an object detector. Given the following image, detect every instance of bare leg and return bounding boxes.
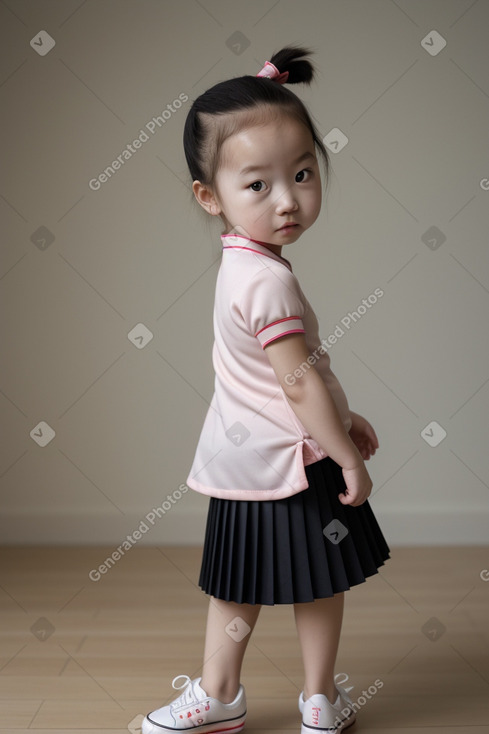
[200,596,261,703]
[294,592,344,704]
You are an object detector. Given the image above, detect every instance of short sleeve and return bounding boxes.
[239,264,306,349]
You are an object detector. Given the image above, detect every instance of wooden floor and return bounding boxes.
[0,545,488,733]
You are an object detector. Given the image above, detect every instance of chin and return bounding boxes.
[281,230,302,243]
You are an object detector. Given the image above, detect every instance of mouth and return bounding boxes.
[277,223,299,232]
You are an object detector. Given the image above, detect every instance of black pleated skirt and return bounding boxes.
[198,456,390,605]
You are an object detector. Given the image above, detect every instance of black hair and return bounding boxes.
[183,45,329,192]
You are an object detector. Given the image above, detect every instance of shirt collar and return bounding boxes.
[221,233,293,271]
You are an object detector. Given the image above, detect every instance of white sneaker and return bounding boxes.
[298,686,356,733]
[142,675,247,733]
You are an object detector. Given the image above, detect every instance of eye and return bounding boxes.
[249,180,266,192]
[295,168,312,183]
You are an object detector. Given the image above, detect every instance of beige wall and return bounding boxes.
[1,0,488,545]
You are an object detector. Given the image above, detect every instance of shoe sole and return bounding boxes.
[142,714,246,734]
[301,713,356,733]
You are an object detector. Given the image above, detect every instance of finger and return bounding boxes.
[365,424,379,448]
[370,429,380,449]
[366,440,377,458]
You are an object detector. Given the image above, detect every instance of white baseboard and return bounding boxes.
[376,508,489,546]
[0,508,487,546]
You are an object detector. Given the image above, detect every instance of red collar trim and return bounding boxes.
[221,233,292,270]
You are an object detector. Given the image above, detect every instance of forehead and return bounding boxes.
[218,112,315,172]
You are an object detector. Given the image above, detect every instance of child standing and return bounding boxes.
[143,46,390,734]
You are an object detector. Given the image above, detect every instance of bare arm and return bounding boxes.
[264,333,372,506]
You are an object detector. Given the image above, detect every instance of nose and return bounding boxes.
[274,186,298,215]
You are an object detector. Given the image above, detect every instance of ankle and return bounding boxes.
[304,685,338,706]
[200,678,239,704]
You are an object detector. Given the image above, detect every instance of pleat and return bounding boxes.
[198,457,390,605]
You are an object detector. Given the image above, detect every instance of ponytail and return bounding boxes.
[268,46,315,85]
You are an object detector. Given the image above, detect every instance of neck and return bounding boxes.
[238,235,283,259]
[255,240,282,258]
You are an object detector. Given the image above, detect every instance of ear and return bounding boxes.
[192,180,221,216]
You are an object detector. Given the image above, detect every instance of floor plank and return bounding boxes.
[0,546,488,732]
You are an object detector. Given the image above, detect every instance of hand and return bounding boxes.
[339,462,373,506]
[348,411,379,460]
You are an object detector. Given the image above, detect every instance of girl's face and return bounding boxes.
[209,115,322,250]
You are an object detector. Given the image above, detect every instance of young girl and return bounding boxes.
[143,46,390,734]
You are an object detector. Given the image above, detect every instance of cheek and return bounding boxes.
[315,190,322,214]
[314,180,323,208]
[306,184,322,215]
[218,190,243,218]
[229,188,252,209]
[239,192,265,217]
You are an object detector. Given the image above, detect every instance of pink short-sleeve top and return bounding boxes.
[186,233,352,500]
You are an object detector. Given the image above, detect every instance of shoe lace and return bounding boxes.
[170,674,199,710]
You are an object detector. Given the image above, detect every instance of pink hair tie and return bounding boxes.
[256,60,289,84]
